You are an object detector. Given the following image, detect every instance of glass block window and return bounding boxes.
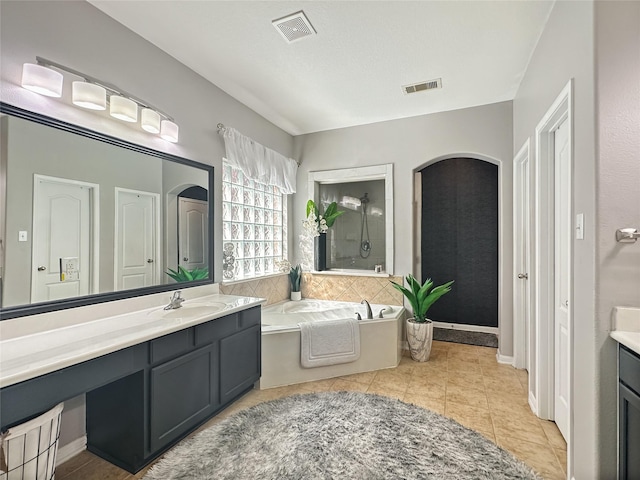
[222,159,287,280]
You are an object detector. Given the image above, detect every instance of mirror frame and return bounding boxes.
[0,102,214,320]
[308,163,394,274]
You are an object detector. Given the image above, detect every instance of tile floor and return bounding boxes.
[56,341,567,480]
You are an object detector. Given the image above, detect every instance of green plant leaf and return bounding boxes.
[391,275,453,323]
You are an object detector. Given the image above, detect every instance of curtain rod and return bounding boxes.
[216,123,300,166]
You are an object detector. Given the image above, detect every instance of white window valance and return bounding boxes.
[222,127,298,194]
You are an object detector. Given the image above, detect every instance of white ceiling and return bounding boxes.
[89,1,554,136]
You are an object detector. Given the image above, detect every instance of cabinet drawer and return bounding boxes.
[150,329,192,364]
[620,346,640,396]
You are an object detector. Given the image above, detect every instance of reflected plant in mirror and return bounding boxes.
[0,103,214,319]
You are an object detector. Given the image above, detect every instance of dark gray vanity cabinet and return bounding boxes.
[619,345,640,480]
[85,306,261,473]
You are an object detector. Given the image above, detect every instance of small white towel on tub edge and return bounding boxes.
[298,318,361,368]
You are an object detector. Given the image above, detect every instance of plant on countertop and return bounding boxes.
[166,266,209,282]
[302,199,344,236]
[289,264,302,292]
[390,274,454,323]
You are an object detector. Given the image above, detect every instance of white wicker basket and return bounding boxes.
[0,403,64,480]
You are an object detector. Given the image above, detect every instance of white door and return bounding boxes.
[554,118,571,440]
[178,198,207,271]
[513,142,531,372]
[32,176,94,303]
[115,189,159,290]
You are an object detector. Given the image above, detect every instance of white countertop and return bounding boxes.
[610,306,640,355]
[0,294,264,388]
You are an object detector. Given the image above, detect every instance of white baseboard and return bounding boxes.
[528,391,538,416]
[56,435,86,466]
[432,321,499,335]
[496,351,514,364]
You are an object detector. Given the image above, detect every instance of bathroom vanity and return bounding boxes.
[610,307,640,480]
[0,294,262,473]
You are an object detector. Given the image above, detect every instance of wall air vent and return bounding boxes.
[272,11,316,44]
[402,78,442,95]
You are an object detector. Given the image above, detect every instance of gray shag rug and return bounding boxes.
[434,327,499,348]
[143,392,540,480]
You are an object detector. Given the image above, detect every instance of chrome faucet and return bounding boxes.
[361,299,373,319]
[164,290,185,310]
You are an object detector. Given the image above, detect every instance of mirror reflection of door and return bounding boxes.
[114,188,160,291]
[32,175,97,303]
[178,187,208,271]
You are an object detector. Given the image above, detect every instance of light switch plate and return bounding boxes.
[576,213,584,240]
[18,231,28,242]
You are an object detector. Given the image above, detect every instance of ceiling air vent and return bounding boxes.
[402,78,442,95]
[272,11,316,44]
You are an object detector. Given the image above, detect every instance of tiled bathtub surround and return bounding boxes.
[220,274,290,305]
[301,273,404,305]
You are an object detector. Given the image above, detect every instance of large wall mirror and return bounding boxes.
[308,164,394,274]
[0,103,214,319]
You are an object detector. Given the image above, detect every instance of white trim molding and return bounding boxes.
[432,321,498,335]
[56,435,87,466]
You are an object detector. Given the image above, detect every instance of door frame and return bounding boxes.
[513,139,531,372]
[114,187,161,289]
[533,79,573,473]
[413,153,506,360]
[31,174,100,299]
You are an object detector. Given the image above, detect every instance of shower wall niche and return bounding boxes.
[308,164,394,275]
[319,180,386,270]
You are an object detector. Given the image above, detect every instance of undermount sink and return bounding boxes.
[149,302,227,319]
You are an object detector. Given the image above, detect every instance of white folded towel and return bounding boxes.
[298,318,361,368]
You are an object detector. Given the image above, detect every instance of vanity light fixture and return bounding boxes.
[109,95,138,122]
[72,81,106,110]
[21,63,63,97]
[340,195,362,210]
[20,57,178,142]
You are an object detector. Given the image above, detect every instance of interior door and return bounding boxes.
[514,145,531,371]
[115,188,159,290]
[32,176,93,303]
[178,198,208,271]
[554,118,571,440]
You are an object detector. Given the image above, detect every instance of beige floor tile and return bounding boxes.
[486,390,530,410]
[431,340,452,350]
[446,371,486,391]
[477,346,498,357]
[493,417,549,446]
[496,434,565,480]
[405,381,446,400]
[393,361,417,376]
[410,363,448,382]
[445,383,489,407]
[366,383,405,400]
[554,447,568,474]
[447,343,483,354]
[540,419,567,450]
[409,372,447,389]
[338,370,377,385]
[483,376,525,395]
[479,361,519,377]
[402,392,445,414]
[445,400,494,433]
[330,379,371,392]
[370,371,410,393]
[56,451,96,479]
[447,359,482,374]
[447,350,480,363]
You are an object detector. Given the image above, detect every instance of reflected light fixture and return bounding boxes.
[21,63,63,97]
[340,195,362,210]
[21,57,178,142]
[72,81,106,110]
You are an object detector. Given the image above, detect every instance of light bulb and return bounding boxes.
[72,82,106,110]
[21,63,63,97]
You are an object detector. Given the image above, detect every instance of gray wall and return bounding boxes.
[595,1,640,478]
[293,101,514,353]
[0,0,293,449]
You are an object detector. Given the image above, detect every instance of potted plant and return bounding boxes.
[289,264,302,301]
[390,274,454,362]
[302,199,344,271]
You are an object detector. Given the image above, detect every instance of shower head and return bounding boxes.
[360,193,370,204]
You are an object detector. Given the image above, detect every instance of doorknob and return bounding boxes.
[183,257,188,262]
[517,273,528,279]
[147,259,154,263]
[37,265,46,271]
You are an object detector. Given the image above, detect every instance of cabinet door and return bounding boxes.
[150,344,218,452]
[219,325,261,405]
[619,382,640,480]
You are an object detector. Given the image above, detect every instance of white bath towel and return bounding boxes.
[298,318,361,368]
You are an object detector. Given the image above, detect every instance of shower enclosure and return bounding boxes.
[318,180,385,271]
